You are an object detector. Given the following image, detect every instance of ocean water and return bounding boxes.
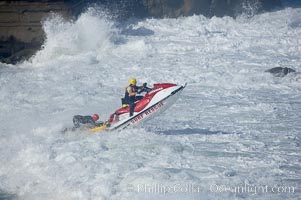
[0,6,300,200]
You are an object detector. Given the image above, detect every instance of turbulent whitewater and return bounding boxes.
[0,6,300,200]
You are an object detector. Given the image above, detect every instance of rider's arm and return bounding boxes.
[88,118,103,127]
[138,83,147,89]
[95,122,104,126]
[137,83,149,93]
[86,117,97,126]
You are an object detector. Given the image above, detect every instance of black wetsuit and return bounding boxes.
[73,115,103,128]
[124,85,144,116]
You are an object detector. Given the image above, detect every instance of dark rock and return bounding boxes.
[0,36,42,64]
[0,0,75,64]
[0,189,16,200]
[265,67,296,77]
[141,0,282,18]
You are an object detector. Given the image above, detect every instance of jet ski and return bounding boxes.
[89,83,186,132]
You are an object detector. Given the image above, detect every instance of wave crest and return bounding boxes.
[30,8,115,65]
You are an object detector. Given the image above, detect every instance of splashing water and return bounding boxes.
[0,6,301,200]
[241,0,262,18]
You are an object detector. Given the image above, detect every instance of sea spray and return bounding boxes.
[30,8,116,66]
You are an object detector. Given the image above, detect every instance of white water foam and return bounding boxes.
[0,7,300,200]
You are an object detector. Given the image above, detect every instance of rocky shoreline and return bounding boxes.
[0,0,282,64]
[0,1,80,64]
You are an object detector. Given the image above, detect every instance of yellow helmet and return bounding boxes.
[129,78,136,85]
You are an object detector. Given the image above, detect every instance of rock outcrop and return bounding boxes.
[265,67,296,77]
[0,0,81,64]
[92,0,282,18]
[0,0,283,64]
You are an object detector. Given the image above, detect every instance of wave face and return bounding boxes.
[0,7,301,200]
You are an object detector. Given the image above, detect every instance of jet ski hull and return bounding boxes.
[90,83,186,132]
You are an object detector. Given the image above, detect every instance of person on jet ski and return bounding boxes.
[123,78,149,117]
[72,114,104,129]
